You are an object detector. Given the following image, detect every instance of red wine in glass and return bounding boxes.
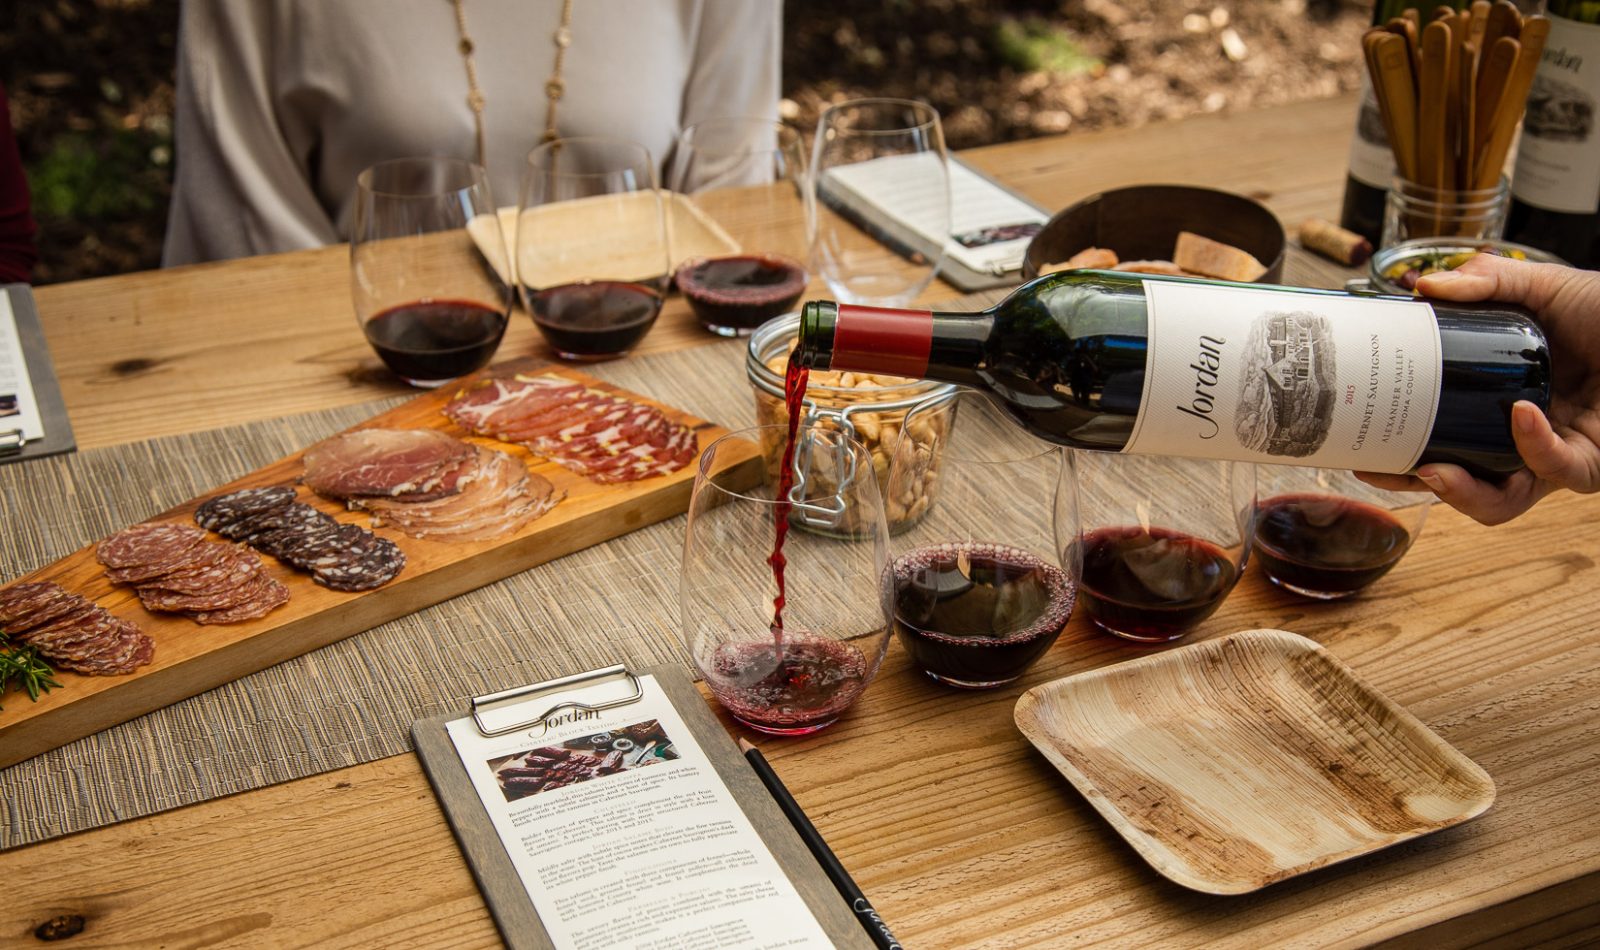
[1075,525,1239,642]
[1255,493,1411,598]
[527,280,662,360]
[675,254,807,335]
[892,542,1074,688]
[709,636,868,735]
[362,299,507,386]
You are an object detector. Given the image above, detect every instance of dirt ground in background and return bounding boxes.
[3,0,1369,284]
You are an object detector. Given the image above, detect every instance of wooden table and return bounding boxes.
[4,94,1598,948]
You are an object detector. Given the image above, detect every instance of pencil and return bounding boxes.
[738,738,902,950]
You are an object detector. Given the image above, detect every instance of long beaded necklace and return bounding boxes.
[449,0,575,167]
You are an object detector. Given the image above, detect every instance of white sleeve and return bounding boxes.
[679,0,782,130]
[162,0,338,265]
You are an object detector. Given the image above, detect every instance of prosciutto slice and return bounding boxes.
[302,429,476,500]
[443,374,699,483]
[354,446,561,542]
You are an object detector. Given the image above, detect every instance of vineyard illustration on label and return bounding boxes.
[1524,73,1595,144]
[1234,310,1337,457]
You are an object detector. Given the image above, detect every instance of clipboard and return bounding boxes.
[411,664,875,950]
[0,283,76,464]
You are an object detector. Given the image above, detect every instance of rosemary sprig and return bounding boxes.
[0,631,61,710]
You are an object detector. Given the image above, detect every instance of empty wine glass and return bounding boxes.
[886,391,1073,688]
[810,98,950,307]
[517,137,669,360]
[681,425,892,735]
[1254,466,1431,599]
[1060,452,1255,643]
[669,117,810,337]
[351,157,512,387]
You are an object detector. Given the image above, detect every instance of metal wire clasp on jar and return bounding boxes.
[746,313,958,534]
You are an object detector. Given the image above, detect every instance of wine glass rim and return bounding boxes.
[680,116,801,146]
[356,156,488,198]
[698,423,872,505]
[526,136,656,176]
[817,97,943,136]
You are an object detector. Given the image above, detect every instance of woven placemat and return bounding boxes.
[0,337,769,850]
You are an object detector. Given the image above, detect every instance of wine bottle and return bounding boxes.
[1505,0,1600,268]
[1340,1,1466,244]
[795,271,1551,479]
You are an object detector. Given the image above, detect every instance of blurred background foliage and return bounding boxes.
[2,0,1365,285]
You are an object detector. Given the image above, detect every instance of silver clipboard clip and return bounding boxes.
[0,427,24,457]
[469,664,643,738]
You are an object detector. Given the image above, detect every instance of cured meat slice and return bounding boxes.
[302,428,475,499]
[289,524,405,592]
[195,486,298,534]
[354,446,561,541]
[190,575,291,625]
[96,523,206,571]
[244,505,340,559]
[0,580,154,676]
[137,558,269,613]
[444,373,697,484]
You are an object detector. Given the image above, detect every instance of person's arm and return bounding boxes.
[162,0,337,266]
[0,81,37,284]
[1356,254,1600,524]
[678,0,782,130]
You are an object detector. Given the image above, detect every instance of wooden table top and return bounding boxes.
[5,93,1598,949]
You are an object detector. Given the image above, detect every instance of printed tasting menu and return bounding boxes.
[0,290,44,444]
[445,673,834,950]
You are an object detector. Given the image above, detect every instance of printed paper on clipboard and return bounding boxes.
[444,667,834,949]
[0,291,45,448]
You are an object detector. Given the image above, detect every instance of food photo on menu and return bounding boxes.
[488,720,679,803]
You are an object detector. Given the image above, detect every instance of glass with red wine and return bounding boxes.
[351,157,513,387]
[1061,452,1255,644]
[681,424,892,735]
[1253,467,1430,599]
[516,138,670,360]
[668,117,810,337]
[885,391,1074,688]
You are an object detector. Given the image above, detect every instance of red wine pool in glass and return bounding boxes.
[527,280,661,359]
[1076,525,1238,642]
[363,299,507,385]
[1254,493,1411,597]
[892,542,1074,688]
[675,254,806,334]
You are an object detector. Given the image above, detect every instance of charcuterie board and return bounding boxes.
[0,358,762,769]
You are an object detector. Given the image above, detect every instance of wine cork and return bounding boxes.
[1298,218,1373,266]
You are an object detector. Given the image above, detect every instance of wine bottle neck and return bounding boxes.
[797,301,991,385]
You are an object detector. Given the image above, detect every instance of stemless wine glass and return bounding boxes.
[1254,466,1432,599]
[1061,452,1255,643]
[885,390,1074,688]
[351,157,513,387]
[517,137,670,360]
[669,117,810,337]
[681,425,892,735]
[810,98,950,306]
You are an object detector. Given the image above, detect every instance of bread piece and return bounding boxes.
[1112,259,1186,275]
[1173,231,1267,281]
[1040,246,1121,276]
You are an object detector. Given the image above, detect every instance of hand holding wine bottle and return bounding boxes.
[1357,254,1600,524]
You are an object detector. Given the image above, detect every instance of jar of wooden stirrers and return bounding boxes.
[1381,175,1509,248]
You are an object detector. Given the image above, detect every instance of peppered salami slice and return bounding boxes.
[195,486,298,535]
[137,547,263,596]
[95,523,207,570]
[190,576,290,625]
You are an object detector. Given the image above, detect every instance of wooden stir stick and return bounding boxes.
[1418,21,1452,193]
[1476,15,1550,190]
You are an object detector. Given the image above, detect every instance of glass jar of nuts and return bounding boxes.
[746,313,958,534]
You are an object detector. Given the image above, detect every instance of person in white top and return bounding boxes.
[162,0,781,266]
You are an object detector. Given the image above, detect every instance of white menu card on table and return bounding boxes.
[0,290,45,446]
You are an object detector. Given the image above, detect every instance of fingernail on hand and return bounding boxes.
[1417,469,1446,493]
[1422,271,1464,284]
[1514,402,1539,435]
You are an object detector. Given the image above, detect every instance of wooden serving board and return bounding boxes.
[0,358,761,769]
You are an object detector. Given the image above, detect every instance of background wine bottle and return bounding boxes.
[1505,0,1600,268]
[1339,1,1467,244]
[797,271,1550,479]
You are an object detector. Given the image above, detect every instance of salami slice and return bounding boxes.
[0,583,83,633]
[0,581,154,676]
[189,575,291,625]
[96,523,207,570]
[308,528,406,592]
[195,486,298,534]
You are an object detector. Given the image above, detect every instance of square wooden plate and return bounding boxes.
[1014,628,1495,894]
